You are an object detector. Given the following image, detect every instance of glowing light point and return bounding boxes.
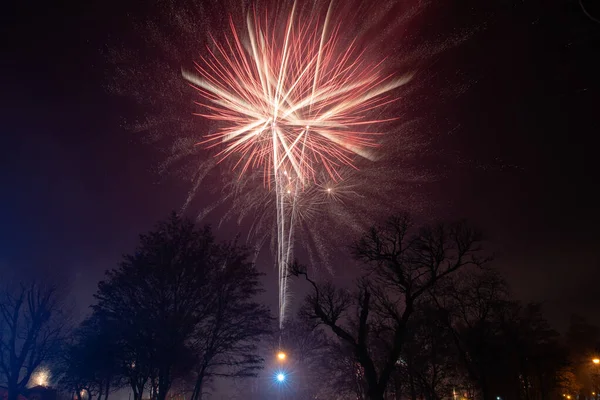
[327,188,332,192]
[33,370,49,387]
[277,351,286,361]
[594,358,600,364]
[277,373,285,382]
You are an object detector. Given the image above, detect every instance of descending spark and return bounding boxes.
[183,1,412,327]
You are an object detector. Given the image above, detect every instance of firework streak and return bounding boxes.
[183,1,412,327]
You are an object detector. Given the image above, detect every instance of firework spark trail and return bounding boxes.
[183,1,412,327]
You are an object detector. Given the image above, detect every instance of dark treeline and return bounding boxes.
[280,215,600,400]
[1,213,599,400]
[1,213,272,400]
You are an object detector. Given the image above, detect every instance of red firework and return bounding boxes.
[183,1,412,184]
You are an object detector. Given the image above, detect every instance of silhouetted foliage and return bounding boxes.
[427,270,567,400]
[498,302,565,400]
[187,237,273,400]
[395,304,460,400]
[58,315,123,400]
[91,213,272,400]
[291,214,577,400]
[431,271,510,400]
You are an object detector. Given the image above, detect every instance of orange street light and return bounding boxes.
[277,351,287,361]
[593,358,600,365]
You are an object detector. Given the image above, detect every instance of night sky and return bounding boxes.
[1,0,599,329]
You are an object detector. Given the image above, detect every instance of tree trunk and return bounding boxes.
[480,378,492,400]
[394,376,402,400]
[191,377,203,400]
[131,379,145,400]
[157,378,170,400]
[523,375,532,400]
[366,386,385,400]
[8,382,19,400]
[196,380,204,400]
[358,352,382,400]
[104,380,111,400]
[539,370,547,400]
[409,372,417,400]
[190,368,206,400]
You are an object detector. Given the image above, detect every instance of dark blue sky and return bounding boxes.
[1,0,599,327]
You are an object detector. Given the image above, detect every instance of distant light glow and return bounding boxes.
[277,373,285,382]
[32,369,49,387]
[277,351,286,361]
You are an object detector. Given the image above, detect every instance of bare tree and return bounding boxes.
[0,282,66,400]
[292,214,487,400]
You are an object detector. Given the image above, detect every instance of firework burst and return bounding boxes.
[183,1,413,325]
[183,3,412,183]
[105,0,458,330]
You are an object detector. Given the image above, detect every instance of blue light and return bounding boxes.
[277,373,285,382]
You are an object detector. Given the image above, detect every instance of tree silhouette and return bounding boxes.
[396,304,460,400]
[59,315,123,400]
[91,213,271,400]
[292,214,487,400]
[0,282,66,400]
[187,238,272,400]
[431,271,509,400]
[498,302,565,400]
[430,271,565,400]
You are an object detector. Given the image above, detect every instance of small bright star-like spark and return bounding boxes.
[277,373,286,382]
